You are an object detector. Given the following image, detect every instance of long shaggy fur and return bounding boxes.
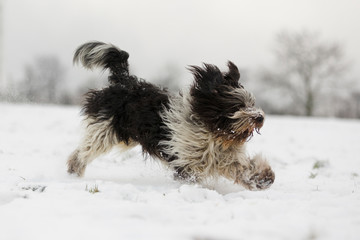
[67,41,275,190]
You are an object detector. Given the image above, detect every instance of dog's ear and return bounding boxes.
[188,63,224,93]
[223,61,241,88]
[189,63,242,131]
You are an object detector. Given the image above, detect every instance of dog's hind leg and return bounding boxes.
[67,118,117,177]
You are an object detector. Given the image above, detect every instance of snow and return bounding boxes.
[0,103,359,240]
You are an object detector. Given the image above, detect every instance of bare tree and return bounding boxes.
[261,30,349,116]
[21,56,65,103]
[22,65,39,101]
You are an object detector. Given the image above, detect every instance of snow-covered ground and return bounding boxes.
[0,103,359,240]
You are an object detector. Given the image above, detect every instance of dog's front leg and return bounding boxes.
[232,155,275,190]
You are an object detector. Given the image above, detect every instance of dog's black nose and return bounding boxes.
[254,115,264,123]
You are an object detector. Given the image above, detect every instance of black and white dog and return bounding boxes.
[67,41,275,190]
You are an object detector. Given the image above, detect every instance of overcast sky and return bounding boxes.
[2,0,360,89]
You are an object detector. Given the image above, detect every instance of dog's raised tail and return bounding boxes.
[73,41,129,78]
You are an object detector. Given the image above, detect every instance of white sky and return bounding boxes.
[2,0,360,88]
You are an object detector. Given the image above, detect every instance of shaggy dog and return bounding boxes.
[67,41,275,190]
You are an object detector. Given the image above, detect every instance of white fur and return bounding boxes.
[160,91,253,182]
[232,87,256,108]
[73,42,121,70]
[159,90,274,189]
[68,117,137,176]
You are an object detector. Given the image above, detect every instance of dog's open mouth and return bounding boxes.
[221,126,260,144]
[234,121,263,143]
[218,116,264,141]
[227,111,264,141]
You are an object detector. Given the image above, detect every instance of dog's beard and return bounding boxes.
[215,108,265,149]
[231,108,264,134]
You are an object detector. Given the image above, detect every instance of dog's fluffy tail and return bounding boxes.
[73,41,130,80]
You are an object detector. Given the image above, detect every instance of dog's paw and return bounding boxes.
[67,149,86,177]
[173,168,199,183]
[249,167,275,190]
[236,167,275,190]
[235,156,275,190]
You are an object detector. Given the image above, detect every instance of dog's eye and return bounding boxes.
[236,102,246,109]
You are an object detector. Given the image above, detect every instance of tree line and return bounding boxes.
[1,30,360,118]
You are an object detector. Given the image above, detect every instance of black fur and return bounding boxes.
[73,41,130,85]
[74,42,171,159]
[74,42,253,159]
[189,62,252,133]
[83,80,170,158]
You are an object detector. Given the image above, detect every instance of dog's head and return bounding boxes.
[189,61,264,147]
